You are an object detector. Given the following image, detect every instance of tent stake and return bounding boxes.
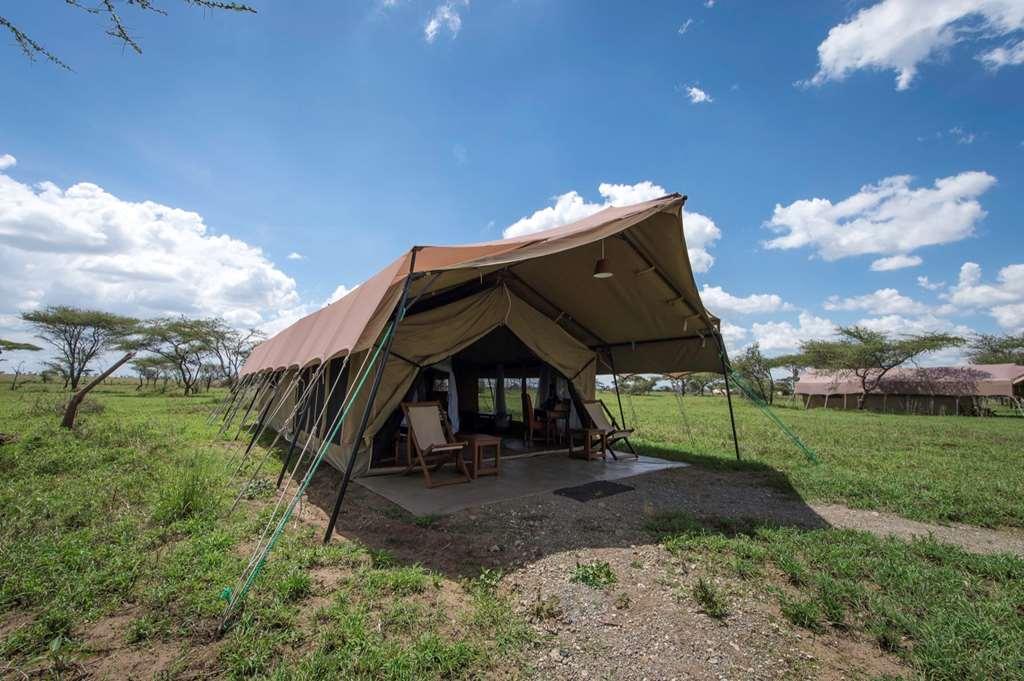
[323,251,420,544]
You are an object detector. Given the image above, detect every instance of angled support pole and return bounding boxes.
[712,332,741,461]
[323,250,420,544]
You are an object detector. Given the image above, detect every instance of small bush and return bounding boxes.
[570,561,617,589]
[780,596,823,633]
[692,577,728,619]
[528,593,563,621]
[152,459,219,523]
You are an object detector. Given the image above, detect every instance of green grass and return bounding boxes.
[569,561,617,589]
[0,381,531,678]
[646,511,1024,679]
[603,390,1024,527]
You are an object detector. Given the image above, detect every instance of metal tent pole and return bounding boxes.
[217,374,255,433]
[222,374,266,437]
[713,333,741,461]
[323,250,419,544]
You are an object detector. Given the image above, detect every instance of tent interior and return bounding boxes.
[369,325,589,472]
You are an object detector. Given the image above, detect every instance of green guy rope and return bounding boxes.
[726,369,820,465]
[220,328,391,625]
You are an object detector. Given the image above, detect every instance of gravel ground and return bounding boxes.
[295,456,1024,679]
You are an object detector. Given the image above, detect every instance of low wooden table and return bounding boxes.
[457,432,502,478]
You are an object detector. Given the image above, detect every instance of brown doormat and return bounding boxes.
[553,480,635,502]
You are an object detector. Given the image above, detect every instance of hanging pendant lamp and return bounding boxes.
[593,239,613,279]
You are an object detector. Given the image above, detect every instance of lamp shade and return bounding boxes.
[592,257,613,279]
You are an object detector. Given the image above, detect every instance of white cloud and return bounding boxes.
[0,155,15,171]
[871,254,923,271]
[678,18,694,35]
[805,0,1024,90]
[991,302,1024,331]
[917,275,945,291]
[855,313,974,364]
[0,160,301,338]
[946,261,1024,306]
[944,262,1024,330]
[424,1,467,43]
[502,181,720,273]
[824,288,931,315]
[685,86,713,104]
[764,171,996,263]
[704,0,716,7]
[979,39,1024,69]
[700,285,792,315]
[324,283,358,307]
[751,312,837,353]
[286,252,305,261]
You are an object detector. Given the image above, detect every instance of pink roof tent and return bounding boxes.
[795,364,1024,398]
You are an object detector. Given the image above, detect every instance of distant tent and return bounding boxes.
[238,193,728,475]
[795,364,1024,414]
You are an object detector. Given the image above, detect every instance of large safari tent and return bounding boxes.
[228,193,732,538]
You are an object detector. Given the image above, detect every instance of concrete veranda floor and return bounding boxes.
[355,450,688,515]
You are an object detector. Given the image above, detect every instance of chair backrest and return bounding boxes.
[583,400,613,430]
[522,392,535,425]
[403,402,449,450]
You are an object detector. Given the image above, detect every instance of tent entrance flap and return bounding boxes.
[317,285,597,477]
[367,319,588,469]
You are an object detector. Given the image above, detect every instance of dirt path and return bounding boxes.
[811,503,1024,556]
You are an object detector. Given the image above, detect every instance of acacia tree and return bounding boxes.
[2,1,255,70]
[685,372,719,396]
[0,339,42,375]
[206,319,264,386]
[800,326,964,410]
[731,343,775,404]
[21,306,138,391]
[620,374,658,395]
[966,333,1024,365]
[131,317,217,395]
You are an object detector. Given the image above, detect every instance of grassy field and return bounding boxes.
[1,379,1023,679]
[0,381,530,679]
[601,390,1024,528]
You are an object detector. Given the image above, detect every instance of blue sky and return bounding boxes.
[1,0,1023,367]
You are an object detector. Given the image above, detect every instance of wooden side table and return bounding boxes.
[458,432,502,477]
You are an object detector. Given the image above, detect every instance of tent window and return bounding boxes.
[327,357,349,445]
[478,378,496,414]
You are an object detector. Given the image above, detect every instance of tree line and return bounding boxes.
[1,305,264,427]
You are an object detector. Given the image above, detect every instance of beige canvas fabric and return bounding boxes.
[242,194,722,376]
[583,401,612,431]
[405,404,449,450]
[796,364,1024,398]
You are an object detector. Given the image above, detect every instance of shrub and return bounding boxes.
[570,561,617,589]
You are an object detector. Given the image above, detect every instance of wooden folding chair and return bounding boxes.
[401,401,472,488]
[572,399,636,460]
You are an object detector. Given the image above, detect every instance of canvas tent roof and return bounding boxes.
[242,193,723,377]
[795,364,1024,398]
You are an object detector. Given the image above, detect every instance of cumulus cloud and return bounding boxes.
[685,86,713,104]
[287,252,305,261]
[502,181,721,273]
[871,254,923,271]
[751,312,836,353]
[946,261,1024,307]
[0,158,301,338]
[700,285,792,315]
[0,155,15,171]
[764,171,996,264]
[805,0,1024,90]
[917,275,945,291]
[425,1,467,42]
[678,18,694,35]
[824,288,931,315]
